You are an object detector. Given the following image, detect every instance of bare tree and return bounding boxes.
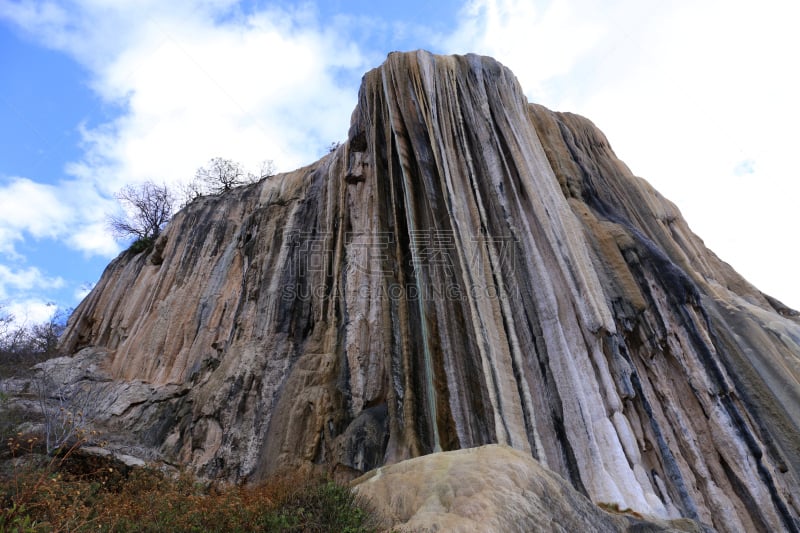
[252,159,276,181]
[28,308,71,354]
[177,157,277,207]
[1,305,71,377]
[0,304,13,343]
[33,374,106,455]
[189,157,276,200]
[108,181,175,244]
[195,157,246,194]
[0,305,28,357]
[178,177,206,207]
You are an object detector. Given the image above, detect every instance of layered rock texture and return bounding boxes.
[55,51,800,531]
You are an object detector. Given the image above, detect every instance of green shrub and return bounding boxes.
[128,237,154,254]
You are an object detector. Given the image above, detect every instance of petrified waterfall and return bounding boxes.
[57,51,800,531]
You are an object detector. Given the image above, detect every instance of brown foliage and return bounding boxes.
[1,445,382,532]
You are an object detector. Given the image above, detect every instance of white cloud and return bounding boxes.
[0,227,23,260]
[733,160,755,177]
[0,234,79,325]
[3,1,368,183]
[0,178,72,240]
[0,177,77,257]
[0,0,240,72]
[3,0,798,312]
[2,299,59,328]
[9,300,57,324]
[441,0,800,309]
[0,264,64,300]
[1,0,369,260]
[0,176,118,257]
[73,281,94,302]
[572,0,800,309]
[439,0,606,102]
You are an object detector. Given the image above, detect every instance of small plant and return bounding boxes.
[1,432,97,531]
[0,502,38,532]
[597,501,644,519]
[128,236,154,253]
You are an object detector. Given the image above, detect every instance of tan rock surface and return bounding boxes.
[353,444,703,532]
[43,51,800,531]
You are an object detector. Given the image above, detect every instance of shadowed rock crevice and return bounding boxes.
[53,51,799,532]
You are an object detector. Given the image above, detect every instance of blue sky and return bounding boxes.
[1,0,799,324]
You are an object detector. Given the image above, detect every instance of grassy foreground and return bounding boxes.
[1,435,381,532]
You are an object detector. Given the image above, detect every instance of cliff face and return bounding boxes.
[58,51,800,531]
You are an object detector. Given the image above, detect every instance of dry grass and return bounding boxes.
[1,436,382,532]
[597,501,644,520]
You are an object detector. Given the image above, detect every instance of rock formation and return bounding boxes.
[52,51,799,531]
[351,444,704,532]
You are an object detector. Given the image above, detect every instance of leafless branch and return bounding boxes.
[195,157,246,193]
[34,373,106,455]
[108,181,175,242]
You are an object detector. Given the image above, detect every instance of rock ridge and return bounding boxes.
[53,51,800,532]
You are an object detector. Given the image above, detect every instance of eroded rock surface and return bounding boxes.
[352,444,704,532]
[53,51,800,532]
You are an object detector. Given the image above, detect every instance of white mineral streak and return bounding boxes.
[392,51,646,509]
[407,54,525,450]
[467,55,635,509]
[381,63,443,453]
